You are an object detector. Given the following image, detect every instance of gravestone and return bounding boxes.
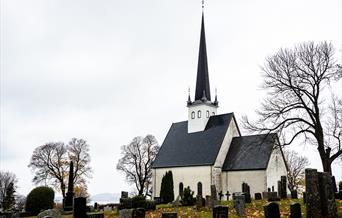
[233,194,245,216]
[242,182,250,194]
[225,191,230,201]
[331,176,337,193]
[244,193,251,203]
[74,197,87,218]
[318,172,337,218]
[94,202,98,211]
[263,202,280,218]
[291,190,298,199]
[305,168,322,217]
[302,192,306,204]
[280,176,287,199]
[37,209,62,218]
[272,186,274,192]
[205,195,212,208]
[196,195,203,208]
[254,193,262,200]
[119,209,134,218]
[290,202,301,218]
[339,181,342,191]
[262,191,268,199]
[64,161,74,211]
[212,206,228,218]
[210,185,217,207]
[267,192,279,201]
[161,212,177,218]
[218,191,223,201]
[277,181,281,198]
[121,191,129,199]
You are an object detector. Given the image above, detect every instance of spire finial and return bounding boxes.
[202,0,204,9]
[187,87,192,105]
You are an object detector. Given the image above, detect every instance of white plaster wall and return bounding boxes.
[222,170,267,195]
[266,147,287,193]
[153,166,212,198]
[212,118,240,191]
[187,103,217,133]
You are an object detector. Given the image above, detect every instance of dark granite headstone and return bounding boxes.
[267,192,279,201]
[280,176,287,199]
[262,191,268,199]
[267,187,271,192]
[121,191,129,199]
[196,195,203,208]
[64,161,75,211]
[291,190,298,199]
[339,191,342,200]
[233,195,245,216]
[161,212,177,218]
[318,172,337,218]
[254,193,262,200]
[277,181,281,198]
[305,168,322,217]
[290,202,301,218]
[242,182,250,194]
[263,202,280,218]
[94,202,98,210]
[73,197,86,218]
[302,192,306,204]
[210,185,217,207]
[272,186,274,192]
[213,206,228,218]
[244,193,251,203]
[331,176,337,193]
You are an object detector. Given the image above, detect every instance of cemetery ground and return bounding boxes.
[24,199,342,218]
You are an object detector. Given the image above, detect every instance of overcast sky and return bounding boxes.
[0,0,341,197]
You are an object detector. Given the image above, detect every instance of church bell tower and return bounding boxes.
[187,11,218,133]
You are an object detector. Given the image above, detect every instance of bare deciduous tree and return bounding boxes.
[0,171,17,210]
[28,138,92,199]
[117,135,160,196]
[243,41,342,174]
[284,150,310,191]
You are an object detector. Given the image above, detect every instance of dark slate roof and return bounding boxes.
[222,133,278,171]
[152,113,234,168]
[195,13,211,101]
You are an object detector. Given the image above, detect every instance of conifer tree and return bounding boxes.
[159,171,174,203]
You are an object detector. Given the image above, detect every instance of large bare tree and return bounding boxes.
[117,135,160,196]
[0,171,17,210]
[28,138,92,199]
[243,41,342,174]
[283,150,310,191]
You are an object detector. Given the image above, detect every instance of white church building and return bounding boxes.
[151,12,287,198]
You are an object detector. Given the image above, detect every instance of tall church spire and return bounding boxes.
[195,12,211,101]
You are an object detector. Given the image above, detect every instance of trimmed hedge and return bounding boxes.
[25,186,55,215]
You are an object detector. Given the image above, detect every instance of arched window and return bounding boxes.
[212,112,215,115]
[179,182,184,196]
[206,110,209,118]
[197,182,202,196]
[191,111,195,119]
[198,110,201,118]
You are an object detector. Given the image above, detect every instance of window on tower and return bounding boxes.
[212,112,215,115]
[206,110,209,118]
[198,110,201,118]
[191,111,195,119]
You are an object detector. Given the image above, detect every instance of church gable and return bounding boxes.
[152,113,234,168]
[222,133,278,171]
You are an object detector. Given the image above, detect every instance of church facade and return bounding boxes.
[151,13,287,198]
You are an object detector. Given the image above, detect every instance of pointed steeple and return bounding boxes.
[195,12,211,101]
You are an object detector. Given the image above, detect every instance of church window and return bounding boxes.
[212,112,215,115]
[179,182,184,196]
[206,110,209,118]
[197,182,202,196]
[198,110,201,118]
[191,111,195,119]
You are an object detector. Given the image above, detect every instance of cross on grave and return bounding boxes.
[218,191,224,201]
[225,191,231,201]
